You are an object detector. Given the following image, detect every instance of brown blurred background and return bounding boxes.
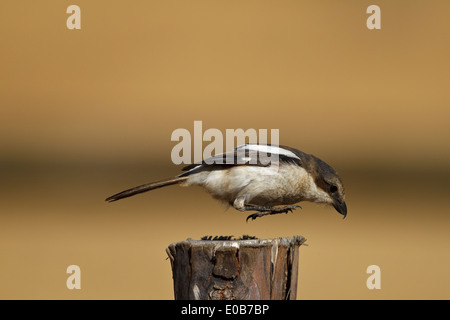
[1,0,449,299]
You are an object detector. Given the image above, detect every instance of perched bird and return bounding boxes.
[106,144,347,221]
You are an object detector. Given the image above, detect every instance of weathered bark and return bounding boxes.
[166,235,306,300]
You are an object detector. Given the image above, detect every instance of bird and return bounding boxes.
[105,144,347,221]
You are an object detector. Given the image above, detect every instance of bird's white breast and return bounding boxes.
[182,164,330,206]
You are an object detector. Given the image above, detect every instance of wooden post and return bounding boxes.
[166,235,306,300]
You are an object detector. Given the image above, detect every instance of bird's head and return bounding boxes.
[310,155,347,218]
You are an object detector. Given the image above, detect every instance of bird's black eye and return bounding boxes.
[329,185,338,193]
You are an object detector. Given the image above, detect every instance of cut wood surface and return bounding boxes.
[166,235,306,300]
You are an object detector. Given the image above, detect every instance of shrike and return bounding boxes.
[106,144,347,221]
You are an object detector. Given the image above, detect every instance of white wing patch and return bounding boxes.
[236,144,300,160]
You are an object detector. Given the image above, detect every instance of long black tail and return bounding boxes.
[105,176,187,202]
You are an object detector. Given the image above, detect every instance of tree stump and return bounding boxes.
[166,235,306,300]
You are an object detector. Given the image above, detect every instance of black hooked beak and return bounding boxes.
[333,200,347,219]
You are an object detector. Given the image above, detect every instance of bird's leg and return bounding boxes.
[242,204,302,222]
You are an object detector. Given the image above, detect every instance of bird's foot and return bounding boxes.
[245,205,301,222]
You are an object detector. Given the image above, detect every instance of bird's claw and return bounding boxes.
[246,214,259,222]
[245,205,302,222]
